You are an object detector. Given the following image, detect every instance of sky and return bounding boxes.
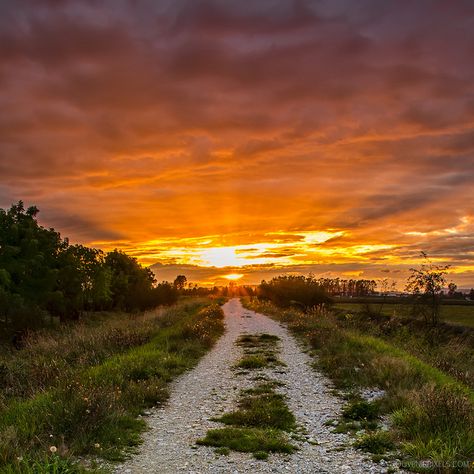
[1,0,474,288]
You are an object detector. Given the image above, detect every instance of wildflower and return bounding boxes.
[86,409,90,413]
[17,456,23,461]
[94,443,100,448]
[49,434,53,438]
[49,446,57,453]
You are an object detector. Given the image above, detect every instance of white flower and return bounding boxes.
[49,446,57,453]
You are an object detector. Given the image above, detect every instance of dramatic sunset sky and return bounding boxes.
[1,0,474,287]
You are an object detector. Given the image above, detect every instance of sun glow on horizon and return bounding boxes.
[223,273,244,281]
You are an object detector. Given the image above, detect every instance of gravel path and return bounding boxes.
[115,299,402,473]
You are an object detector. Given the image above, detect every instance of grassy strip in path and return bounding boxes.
[243,298,474,472]
[215,383,296,431]
[0,301,225,472]
[199,333,295,460]
[198,382,296,460]
[234,334,285,371]
[198,427,294,460]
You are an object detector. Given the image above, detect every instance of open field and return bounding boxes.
[0,298,225,472]
[334,301,474,327]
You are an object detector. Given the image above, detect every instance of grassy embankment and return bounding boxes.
[0,298,225,473]
[243,298,474,472]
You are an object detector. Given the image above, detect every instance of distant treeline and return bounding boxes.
[309,277,377,296]
[0,202,177,333]
[257,275,376,311]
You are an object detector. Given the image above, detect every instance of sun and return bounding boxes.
[223,273,244,281]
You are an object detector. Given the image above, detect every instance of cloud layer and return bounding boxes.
[1,0,473,286]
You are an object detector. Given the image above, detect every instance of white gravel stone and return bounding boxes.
[114,299,403,473]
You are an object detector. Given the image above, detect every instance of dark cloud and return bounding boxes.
[0,0,473,283]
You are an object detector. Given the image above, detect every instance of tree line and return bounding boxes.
[0,202,177,335]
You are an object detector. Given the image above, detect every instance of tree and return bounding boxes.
[105,250,156,311]
[259,275,331,311]
[447,282,457,298]
[405,253,450,326]
[173,275,187,291]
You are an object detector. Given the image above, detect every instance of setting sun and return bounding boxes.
[223,273,244,281]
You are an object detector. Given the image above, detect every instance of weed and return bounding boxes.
[342,400,379,421]
[235,355,268,370]
[354,431,395,454]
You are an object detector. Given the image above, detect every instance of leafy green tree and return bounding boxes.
[105,250,156,311]
[0,201,66,328]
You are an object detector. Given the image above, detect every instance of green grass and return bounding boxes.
[215,385,296,431]
[354,431,395,455]
[1,454,103,473]
[244,298,474,472]
[342,399,379,421]
[0,300,225,471]
[235,333,284,370]
[235,355,268,369]
[197,427,295,458]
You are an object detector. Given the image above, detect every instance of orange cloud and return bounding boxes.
[1,1,473,287]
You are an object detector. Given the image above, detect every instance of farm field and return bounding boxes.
[334,302,474,327]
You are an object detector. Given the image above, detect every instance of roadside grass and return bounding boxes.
[1,454,105,474]
[0,308,168,409]
[0,300,225,471]
[354,431,395,455]
[333,304,474,390]
[243,298,474,471]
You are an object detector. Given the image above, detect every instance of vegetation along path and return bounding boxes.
[115,299,401,473]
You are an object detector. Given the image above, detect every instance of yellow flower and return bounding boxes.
[49,446,57,453]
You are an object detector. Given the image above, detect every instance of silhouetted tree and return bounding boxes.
[405,252,450,326]
[173,275,187,291]
[259,275,331,311]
